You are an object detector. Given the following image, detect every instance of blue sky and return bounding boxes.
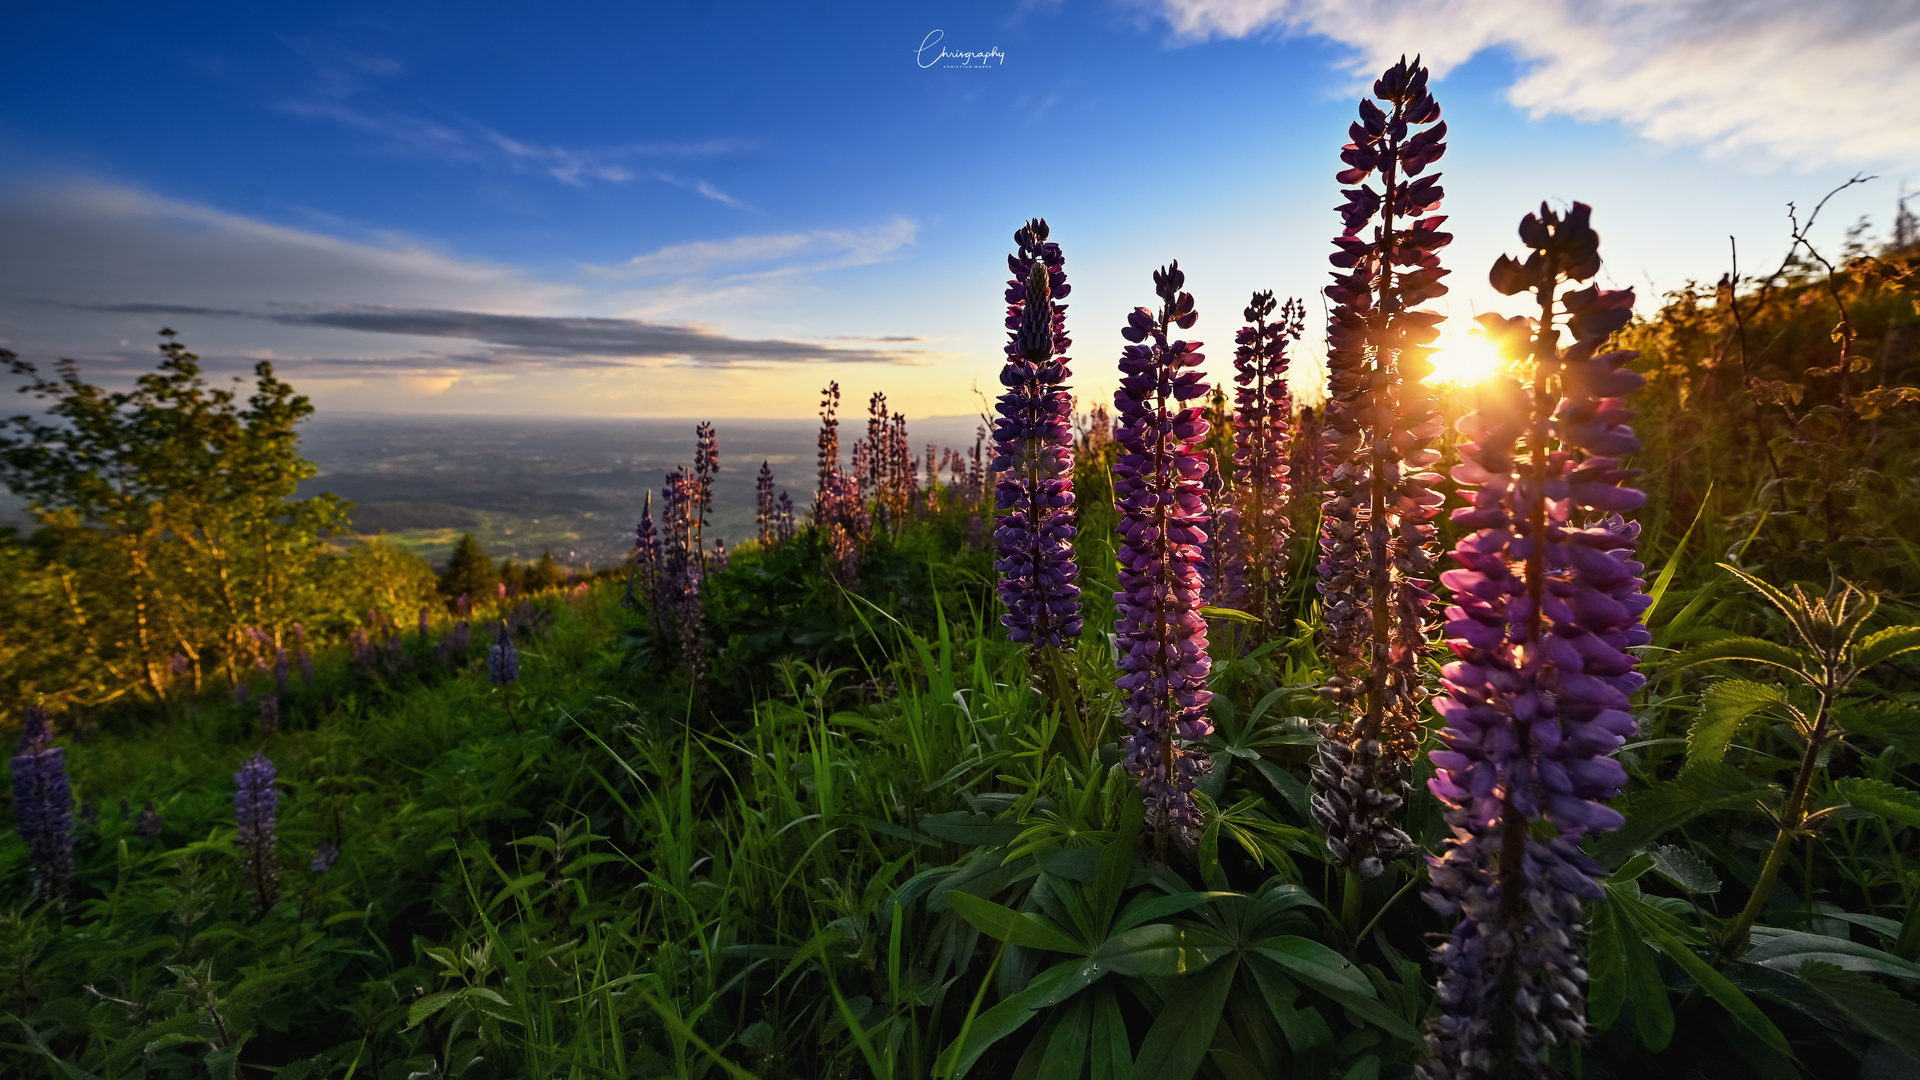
[1,0,1912,418]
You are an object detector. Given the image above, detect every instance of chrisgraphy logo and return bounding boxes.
[915,30,1004,69]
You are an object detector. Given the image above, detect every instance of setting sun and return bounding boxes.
[1426,328,1507,386]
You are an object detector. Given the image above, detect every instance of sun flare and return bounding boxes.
[1425,330,1506,387]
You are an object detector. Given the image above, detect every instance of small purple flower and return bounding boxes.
[1421,202,1647,1080]
[170,652,189,676]
[234,751,280,913]
[487,621,521,687]
[991,220,1083,649]
[258,694,280,737]
[756,461,777,546]
[624,490,661,610]
[1112,261,1215,847]
[310,842,340,873]
[134,800,163,839]
[12,705,75,904]
[711,537,729,572]
[232,681,251,705]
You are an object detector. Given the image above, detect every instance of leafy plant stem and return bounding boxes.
[1723,694,1832,957]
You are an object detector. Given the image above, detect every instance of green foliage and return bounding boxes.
[441,534,496,599]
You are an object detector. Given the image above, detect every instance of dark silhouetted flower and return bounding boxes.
[1421,201,1646,1080]
[757,461,777,546]
[258,695,279,737]
[135,800,163,839]
[1112,260,1215,847]
[1313,54,1452,881]
[310,842,340,873]
[992,220,1083,649]
[487,621,521,687]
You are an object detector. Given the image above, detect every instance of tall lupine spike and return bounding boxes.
[234,751,280,913]
[1313,54,1452,886]
[486,620,521,686]
[774,491,795,542]
[992,221,1083,651]
[692,421,718,556]
[756,461,776,546]
[815,382,841,523]
[656,470,707,679]
[623,490,660,610]
[1202,447,1233,605]
[11,705,74,904]
[1420,202,1646,1080]
[1113,260,1215,850]
[1226,292,1303,623]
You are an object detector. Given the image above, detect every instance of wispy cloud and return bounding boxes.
[1156,0,1920,165]
[278,39,750,195]
[595,219,918,279]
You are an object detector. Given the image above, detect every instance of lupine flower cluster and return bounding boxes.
[258,694,280,737]
[991,220,1083,649]
[1222,292,1303,623]
[234,751,280,913]
[1312,55,1452,880]
[693,420,718,557]
[1112,262,1215,845]
[864,392,915,533]
[487,621,521,687]
[657,468,709,679]
[134,800,164,839]
[435,619,471,665]
[624,491,660,610]
[711,537,729,572]
[310,842,340,873]
[815,381,841,518]
[1421,203,1646,1080]
[12,706,74,904]
[756,461,777,545]
[772,492,795,542]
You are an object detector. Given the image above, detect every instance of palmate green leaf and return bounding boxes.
[1794,961,1920,1064]
[1687,679,1786,769]
[1253,937,1423,1046]
[1668,633,1811,678]
[1032,994,1093,1080]
[1132,954,1239,1080]
[1856,625,1920,670]
[922,810,1024,847]
[948,892,1088,956]
[1588,894,1673,1050]
[1614,891,1792,1057]
[1834,778,1920,828]
[1090,986,1135,1080]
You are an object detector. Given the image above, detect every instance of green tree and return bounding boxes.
[441,533,496,599]
[0,330,349,707]
[529,550,565,592]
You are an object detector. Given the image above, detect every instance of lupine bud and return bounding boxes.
[234,751,279,912]
[991,221,1083,648]
[487,621,521,686]
[135,800,164,839]
[11,706,74,903]
[1420,202,1646,1080]
[1112,261,1215,846]
[1225,292,1303,623]
[1313,54,1451,880]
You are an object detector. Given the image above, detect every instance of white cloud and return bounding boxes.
[1155,0,1920,165]
[598,219,919,278]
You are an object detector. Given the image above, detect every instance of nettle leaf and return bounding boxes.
[1595,762,1772,861]
[1855,625,1920,670]
[1834,701,1920,756]
[1687,680,1785,769]
[1668,632,1810,677]
[1794,961,1920,1063]
[1834,778,1920,828]
[1649,844,1722,894]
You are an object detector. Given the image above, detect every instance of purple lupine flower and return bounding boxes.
[171,652,189,676]
[657,470,708,679]
[12,706,75,904]
[487,621,521,687]
[234,751,279,912]
[774,492,795,542]
[419,607,431,641]
[1420,202,1646,1080]
[966,427,987,508]
[451,619,471,655]
[756,461,777,546]
[134,800,163,839]
[1312,55,1451,880]
[1112,261,1215,848]
[297,646,315,685]
[1290,404,1324,525]
[232,681,251,705]
[349,627,374,667]
[456,593,472,617]
[258,695,279,737]
[1202,447,1234,606]
[815,382,841,522]
[624,490,660,610]
[821,470,870,588]
[310,842,340,873]
[693,421,718,554]
[1225,292,1303,622]
[711,537,729,572]
[991,221,1083,649]
[274,648,290,696]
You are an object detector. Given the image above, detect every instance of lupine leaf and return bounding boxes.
[1745,929,1920,982]
[1649,843,1722,894]
[1035,994,1093,1080]
[1794,961,1920,1064]
[1854,625,1920,670]
[1687,680,1786,769]
[1617,891,1790,1055]
[1090,986,1135,1080]
[1254,938,1422,1046]
[1587,897,1631,1030]
[922,811,1023,847]
[1131,955,1238,1080]
[948,892,1088,956]
[1834,778,1920,828]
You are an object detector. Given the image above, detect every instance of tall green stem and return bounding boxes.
[1722,693,1831,956]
